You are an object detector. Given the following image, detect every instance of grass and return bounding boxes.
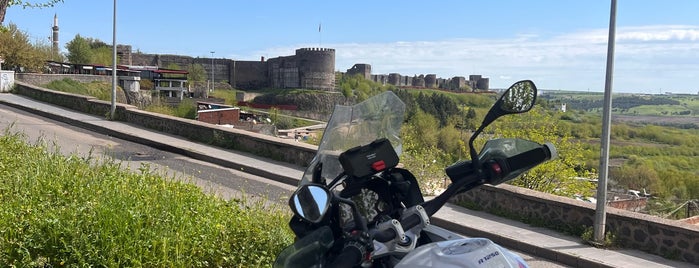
[144,98,198,119]
[0,129,294,267]
[43,78,117,102]
[209,89,238,106]
[626,105,692,116]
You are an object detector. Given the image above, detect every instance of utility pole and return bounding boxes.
[594,0,617,244]
[210,51,215,92]
[110,0,117,119]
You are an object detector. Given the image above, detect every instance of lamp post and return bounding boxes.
[110,0,117,119]
[210,51,215,92]
[594,0,617,245]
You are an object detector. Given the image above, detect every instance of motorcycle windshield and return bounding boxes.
[300,91,405,185]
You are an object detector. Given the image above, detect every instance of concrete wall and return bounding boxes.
[13,82,317,167]
[10,81,699,265]
[452,184,699,265]
[1,71,15,92]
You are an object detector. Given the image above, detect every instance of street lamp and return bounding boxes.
[110,0,117,119]
[210,51,215,92]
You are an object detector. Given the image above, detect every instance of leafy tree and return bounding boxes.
[464,107,478,130]
[487,107,597,197]
[335,73,391,101]
[90,45,112,66]
[186,64,206,82]
[0,23,49,72]
[65,34,114,65]
[609,164,659,192]
[0,0,63,25]
[65,34,92,64]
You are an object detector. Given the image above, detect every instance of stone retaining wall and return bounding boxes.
[452,184,699,265]
[13,82,316,167]
[16,73,111,86]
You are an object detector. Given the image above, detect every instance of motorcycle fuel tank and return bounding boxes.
[395,237,528,268]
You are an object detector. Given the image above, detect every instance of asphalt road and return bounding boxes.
[0,104,296,204]
[0,103,568,267]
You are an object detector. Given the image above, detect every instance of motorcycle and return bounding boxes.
[274,80,557,267]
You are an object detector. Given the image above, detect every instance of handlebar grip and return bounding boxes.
[506,142,557,172]
[486,143,557,185]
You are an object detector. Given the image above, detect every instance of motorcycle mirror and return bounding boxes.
[495,80,537,114]
[468,80,537,165]
[289,184,332,223]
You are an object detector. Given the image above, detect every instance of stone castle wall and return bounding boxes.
[127,47,335,91]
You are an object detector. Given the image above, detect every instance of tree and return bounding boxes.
[0,0,64,25]
[0,23,50,72]
[90,45,112,65]
[65,34,114,65]
[186,63,207,82]
[487,107,597,197]
[65,34,92,64]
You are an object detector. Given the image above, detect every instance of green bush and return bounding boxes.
[0,129,294,267]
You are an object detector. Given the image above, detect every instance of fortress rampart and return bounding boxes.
[123,47,335,91]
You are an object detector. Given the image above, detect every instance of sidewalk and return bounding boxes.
[0,93,694,268]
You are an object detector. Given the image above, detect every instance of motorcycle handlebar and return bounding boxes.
[329,244,364,268]
[506,142,556,174]
[373,143,557,243]
[371,214,421,243]
[489,142,557,185]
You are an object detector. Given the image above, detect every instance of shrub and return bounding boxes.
[0,129,294,267]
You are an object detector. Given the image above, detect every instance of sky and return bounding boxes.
[5,0,699,94]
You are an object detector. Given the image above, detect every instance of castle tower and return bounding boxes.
[295,48,335,91]
[52,14,59,54]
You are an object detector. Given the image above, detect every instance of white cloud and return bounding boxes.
[249,25,699,94]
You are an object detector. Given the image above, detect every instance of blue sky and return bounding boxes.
[6,0,699,94]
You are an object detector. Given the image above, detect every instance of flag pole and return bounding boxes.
[319,22,322,47]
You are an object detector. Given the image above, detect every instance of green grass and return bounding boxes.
[209,89,238,106]
[626,105,692,116]
[43,78,116,102]
[144,98,198,119]
[0,129,294,267]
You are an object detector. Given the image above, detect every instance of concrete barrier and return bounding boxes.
[0,71,14,92]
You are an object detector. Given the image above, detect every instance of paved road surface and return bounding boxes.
[0,104,296,203]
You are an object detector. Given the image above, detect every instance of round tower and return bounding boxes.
[295,48,336,91]
[425,74,437,88]
[388,73,401,86]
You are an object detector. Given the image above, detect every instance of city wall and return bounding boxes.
[9,81,699,265]
[128,48,335,91]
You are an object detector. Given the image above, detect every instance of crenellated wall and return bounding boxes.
[128,47,335,91]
